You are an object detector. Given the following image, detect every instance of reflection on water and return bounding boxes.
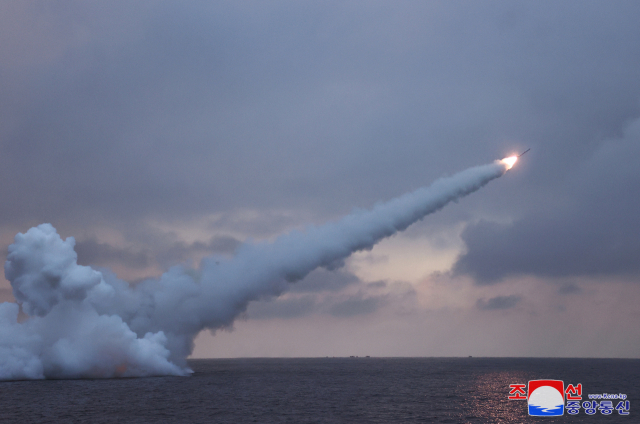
[468,370,529,423]
[468,358,637,423]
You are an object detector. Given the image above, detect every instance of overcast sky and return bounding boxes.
[2,0,639,358]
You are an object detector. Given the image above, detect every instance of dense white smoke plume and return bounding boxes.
[0,160,509,380]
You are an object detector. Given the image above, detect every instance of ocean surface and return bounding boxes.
[1,358,637,423]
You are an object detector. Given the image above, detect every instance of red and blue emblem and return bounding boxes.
[528,380,564,416]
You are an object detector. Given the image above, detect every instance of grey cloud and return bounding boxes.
[0,288,14,303]
[1,1,640,295]
[245,267,388,319]
[75,239,152,269]
[454,215,640,284]
[247,293,388,320]
[75,234,241,271]
[1,1,639,232]
[156,235,241,266]
[476,295,521,311]
[289,268,359,293]
[328,295,386,317]
[2,0,640,365]
[246,295,317,320]
[454,123,640,284]
[558,282,582,295]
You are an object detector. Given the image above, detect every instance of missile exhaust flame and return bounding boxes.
[501,156,518,170]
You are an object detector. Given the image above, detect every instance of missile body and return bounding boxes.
[518,148,530,157]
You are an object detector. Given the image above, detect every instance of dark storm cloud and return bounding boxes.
[476,295,521,311]
[455,214,640,284]
[1,0,640,288]
[454,122,640,283]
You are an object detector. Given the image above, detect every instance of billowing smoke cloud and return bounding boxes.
[0,160,509,380]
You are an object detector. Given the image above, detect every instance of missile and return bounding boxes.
[518,148,530,157]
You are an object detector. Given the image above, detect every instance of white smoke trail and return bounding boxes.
[0,160,509,380]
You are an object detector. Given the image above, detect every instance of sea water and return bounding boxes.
[1,358,637,423]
